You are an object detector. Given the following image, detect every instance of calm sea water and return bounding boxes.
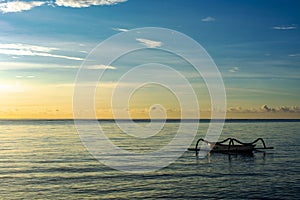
[0,120,299,199]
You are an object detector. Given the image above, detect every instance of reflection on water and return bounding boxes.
[0,120,299,199]
[195,150,272,166]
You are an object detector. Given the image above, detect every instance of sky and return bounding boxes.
[0,0,299,119]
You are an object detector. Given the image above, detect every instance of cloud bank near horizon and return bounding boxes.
[227,105,300,113]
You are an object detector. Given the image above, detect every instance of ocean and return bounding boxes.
[0,120,299,199]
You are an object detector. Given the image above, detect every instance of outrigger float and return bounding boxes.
[188,138,274,156]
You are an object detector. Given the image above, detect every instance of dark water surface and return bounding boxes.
[0,120,299,199]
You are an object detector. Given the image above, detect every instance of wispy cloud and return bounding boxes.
[227,87,297,97]
[0,43,57,52]
[0,43,83,61]
[55,0,127,8]
[86,65,116,70]
[16,75,35,79]
[0,62,79,70]
[0,1,45,13]
[201,16,215,22]
[112,27,129,32]
[136,38,162,48]
[229,66,239,73]
[272,25,297,30]
[289,53,300,57]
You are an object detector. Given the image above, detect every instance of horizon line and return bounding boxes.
[0,118,300,122]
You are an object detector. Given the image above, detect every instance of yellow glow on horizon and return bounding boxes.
[0,82,299,119]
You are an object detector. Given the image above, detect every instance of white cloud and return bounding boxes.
[201,16,215,22]
[0,0,127,13]
[112,27,129,32]
[0,43,83,61]
[0,1,45,13]
[229,66,239,73]
[136,38,162,48]
[86,65,116,70]
[272,25,296,30]
[55,0,127,8]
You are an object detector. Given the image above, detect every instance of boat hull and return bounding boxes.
[188,144,255,153]
[211,144,255,153]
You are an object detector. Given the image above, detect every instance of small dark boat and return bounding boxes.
[188,137,273,155]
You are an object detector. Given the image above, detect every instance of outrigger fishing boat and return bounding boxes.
[188,137,273,155]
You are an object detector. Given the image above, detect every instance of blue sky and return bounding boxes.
[0,0,299,118]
